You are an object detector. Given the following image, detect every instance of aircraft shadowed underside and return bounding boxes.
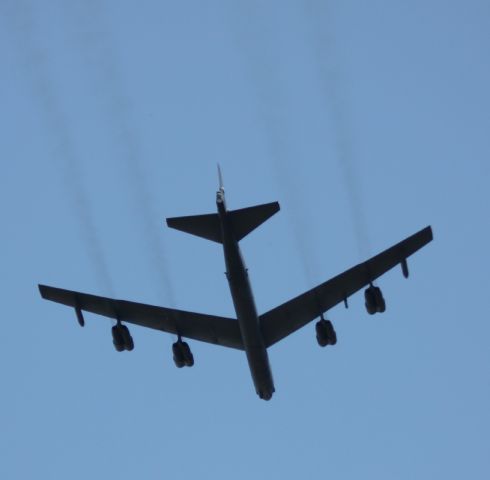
[39,177,433,400]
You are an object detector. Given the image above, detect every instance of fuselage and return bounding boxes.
[216,189,275,400]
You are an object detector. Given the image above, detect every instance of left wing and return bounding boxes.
[260,226,433,347]
[39,285,244,350]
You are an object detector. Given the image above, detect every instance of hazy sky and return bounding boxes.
[1,1,489,479]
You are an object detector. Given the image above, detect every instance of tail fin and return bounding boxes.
[166,201,280,243]
[229,202,280,241]
[217,164,224,192]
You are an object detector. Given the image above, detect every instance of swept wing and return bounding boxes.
[260,226,433,347]
[38,285,243,350]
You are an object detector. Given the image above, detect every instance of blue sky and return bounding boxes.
[1,1,489,478]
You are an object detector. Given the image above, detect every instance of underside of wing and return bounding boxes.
[39,285,243,350]
[260,226,433,347]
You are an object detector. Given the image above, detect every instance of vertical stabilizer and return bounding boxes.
[217,164,224,193]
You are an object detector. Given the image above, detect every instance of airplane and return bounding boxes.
[39,173,433,400]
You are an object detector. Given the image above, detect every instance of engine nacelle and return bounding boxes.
[180,341,194,367]
[119,324,134,351]
[364,285,386,314]
[112,325,125,352]
[316,321,329,347]
[172,340,194,367]
[111,324,134,351]
[316,319,336,347]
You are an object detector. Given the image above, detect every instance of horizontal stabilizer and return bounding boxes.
[229,202,280,241]
[166,201,280,243]
[166,213,222,243]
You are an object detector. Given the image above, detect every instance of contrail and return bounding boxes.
[225,4,321,288]
[254,88,320,287]
[62,1,176,306]
[303,1,372,259]
[0,0,114,295]
[266,134,320,286]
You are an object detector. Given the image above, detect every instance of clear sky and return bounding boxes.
[1,1,489,479]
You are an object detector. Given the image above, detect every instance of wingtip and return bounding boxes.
[426,225,434,241]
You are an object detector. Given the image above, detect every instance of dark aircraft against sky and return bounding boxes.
[39,173,433,400]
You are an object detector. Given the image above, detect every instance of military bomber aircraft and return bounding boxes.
[39,175,433,400]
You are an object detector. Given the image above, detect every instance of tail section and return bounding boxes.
[166,201,280,243]
[167,167,279,243]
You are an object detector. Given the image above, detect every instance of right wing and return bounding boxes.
[260,226,433,347]
[39,285,244,350]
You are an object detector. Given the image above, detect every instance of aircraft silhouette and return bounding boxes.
[39,173,433,400]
